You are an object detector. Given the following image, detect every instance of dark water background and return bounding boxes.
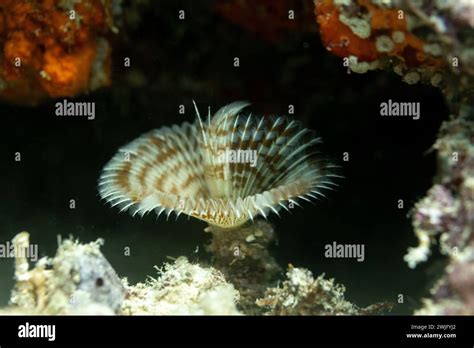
[0,1,448,314]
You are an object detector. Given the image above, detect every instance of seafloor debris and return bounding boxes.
[6,232,126,315]
[0,0,120,105]
[256,264,390,315]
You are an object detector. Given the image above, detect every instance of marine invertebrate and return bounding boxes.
[0,0,119,105]
[98,101,336,311]
[98,101,336,229]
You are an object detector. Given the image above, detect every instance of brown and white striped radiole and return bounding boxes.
[98,102,339,228]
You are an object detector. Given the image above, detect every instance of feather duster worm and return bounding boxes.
[98,102,337,229]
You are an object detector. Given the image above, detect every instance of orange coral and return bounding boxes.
[315,0,378,60]
[0,0,117,105]
[314,0,443,67]
[215,0,316,43]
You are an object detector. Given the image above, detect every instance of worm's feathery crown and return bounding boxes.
[98,102,338,228]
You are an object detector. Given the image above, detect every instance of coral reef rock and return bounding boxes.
[122,257,241,315]
[1,232,387,316]
[314,0,474,110]
[1,232,241,315]
[256,264,390,315]
[406,118,474,315]
[416,247,474,315]
[6,232,126,315]
[405,119,474,268]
